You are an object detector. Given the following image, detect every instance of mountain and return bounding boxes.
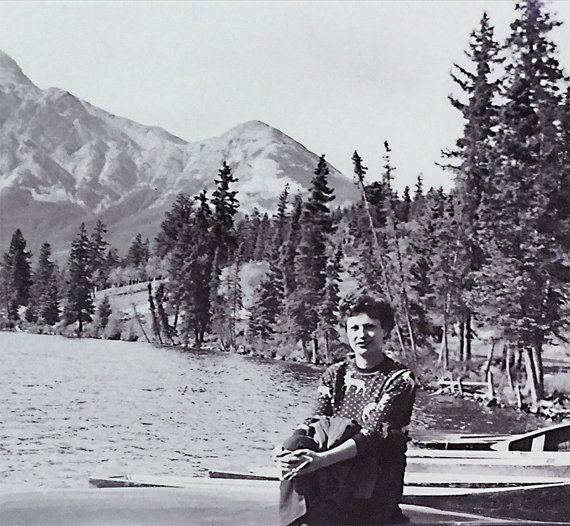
[0,50,359,261]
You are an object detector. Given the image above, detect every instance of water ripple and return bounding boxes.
[1,332,545,490]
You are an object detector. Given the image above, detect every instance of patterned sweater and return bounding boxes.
[310,354,416,458]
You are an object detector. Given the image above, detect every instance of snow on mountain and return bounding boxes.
[0,50,359,259]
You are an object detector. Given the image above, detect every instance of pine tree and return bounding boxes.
[64,223,94,333]
[96,295,112,329]
[443,11,503,360]
[106,247,120,275]
[126,233,150,270]
[211,162,239,265]
[1,229,32,323]
[427,192,465,369]
[253,213,270,261]
[280,193,303,299]
[406,189,437,347]
[155,282,177,345]
[291,155,336,361]
[413,175,424,201]
[235,215,253,262]
[239,208,262,261]
[317,245,343,363]
[227,244,244,347]
[398,186,412,223]
[31,242,60,325]
[174,190,215,345]
[210,244,245,351]
[90,220,110,290]
[148,283,163,344]
[209,248,227,348]
[155,193,195,258]
[248,262,284,347]
[381,142,417,356]
[270,184,290,259]
[474,0,569,402]
[157,190,213,344]
[351,150,407,353]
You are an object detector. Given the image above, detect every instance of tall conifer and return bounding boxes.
[65,223,94,333]
[90,220,110,290]
[270,184,290,259]
[474,0,569,401]
[175,190,215,344]
[32,242,60,325]
[155,193,195,258]
[291,155,335,361]
[317,245,343,363]
[1,229,32,322]
[444,11,503,359]
[280,193,303,299]
[212,162,239,264]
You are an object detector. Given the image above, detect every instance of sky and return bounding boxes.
[1,0,569,193]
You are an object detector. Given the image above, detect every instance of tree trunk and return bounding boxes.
[505,343,514,391]
[515,384,523,410]
[301,339,311,362]
[532,341,544,395]
[438,320,449,371]
[465,312,472,360]
[311,337,318,364]
[482,339,495,381]
[459,322,465,362]
[174,304,179,330]
[392,224,417,356]
[440,298,449,370]
[522,347,540,406]
[356,178,407,355]
[394,321,406,357]
[404,312,417,357]
[443,323,449,371]
[131,302,150,343]
[515,348,523,371]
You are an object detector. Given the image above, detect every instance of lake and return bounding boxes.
[0,331,544,491]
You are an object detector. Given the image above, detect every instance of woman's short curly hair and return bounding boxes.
[340,295,395,334]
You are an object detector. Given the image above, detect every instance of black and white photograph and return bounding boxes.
[0,1,569,524]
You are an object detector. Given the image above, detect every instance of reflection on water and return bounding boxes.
[0,332,545,490]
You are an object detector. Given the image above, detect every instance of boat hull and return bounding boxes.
[413,422,570,453]
[406,449,570,478]
[1,482,523,526]
[403,482,570,523]
[87,474,570,523]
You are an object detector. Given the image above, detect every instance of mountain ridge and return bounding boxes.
[0,51,359,260]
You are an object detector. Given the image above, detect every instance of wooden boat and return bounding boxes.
[406,423,570,483]
[406,449,570,479]
[82,424,570,523]
[413,422,570,452]
[412,432,512,451]
[88,471,570,523]
[2,480,531,525]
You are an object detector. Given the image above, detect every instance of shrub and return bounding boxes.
[102,311,125,340]
[121,318,143,342]
[545,372,570,396]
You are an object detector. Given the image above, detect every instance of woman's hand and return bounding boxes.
[272,438,357,480]
[272,446,308,471]
[275,448,326,479]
